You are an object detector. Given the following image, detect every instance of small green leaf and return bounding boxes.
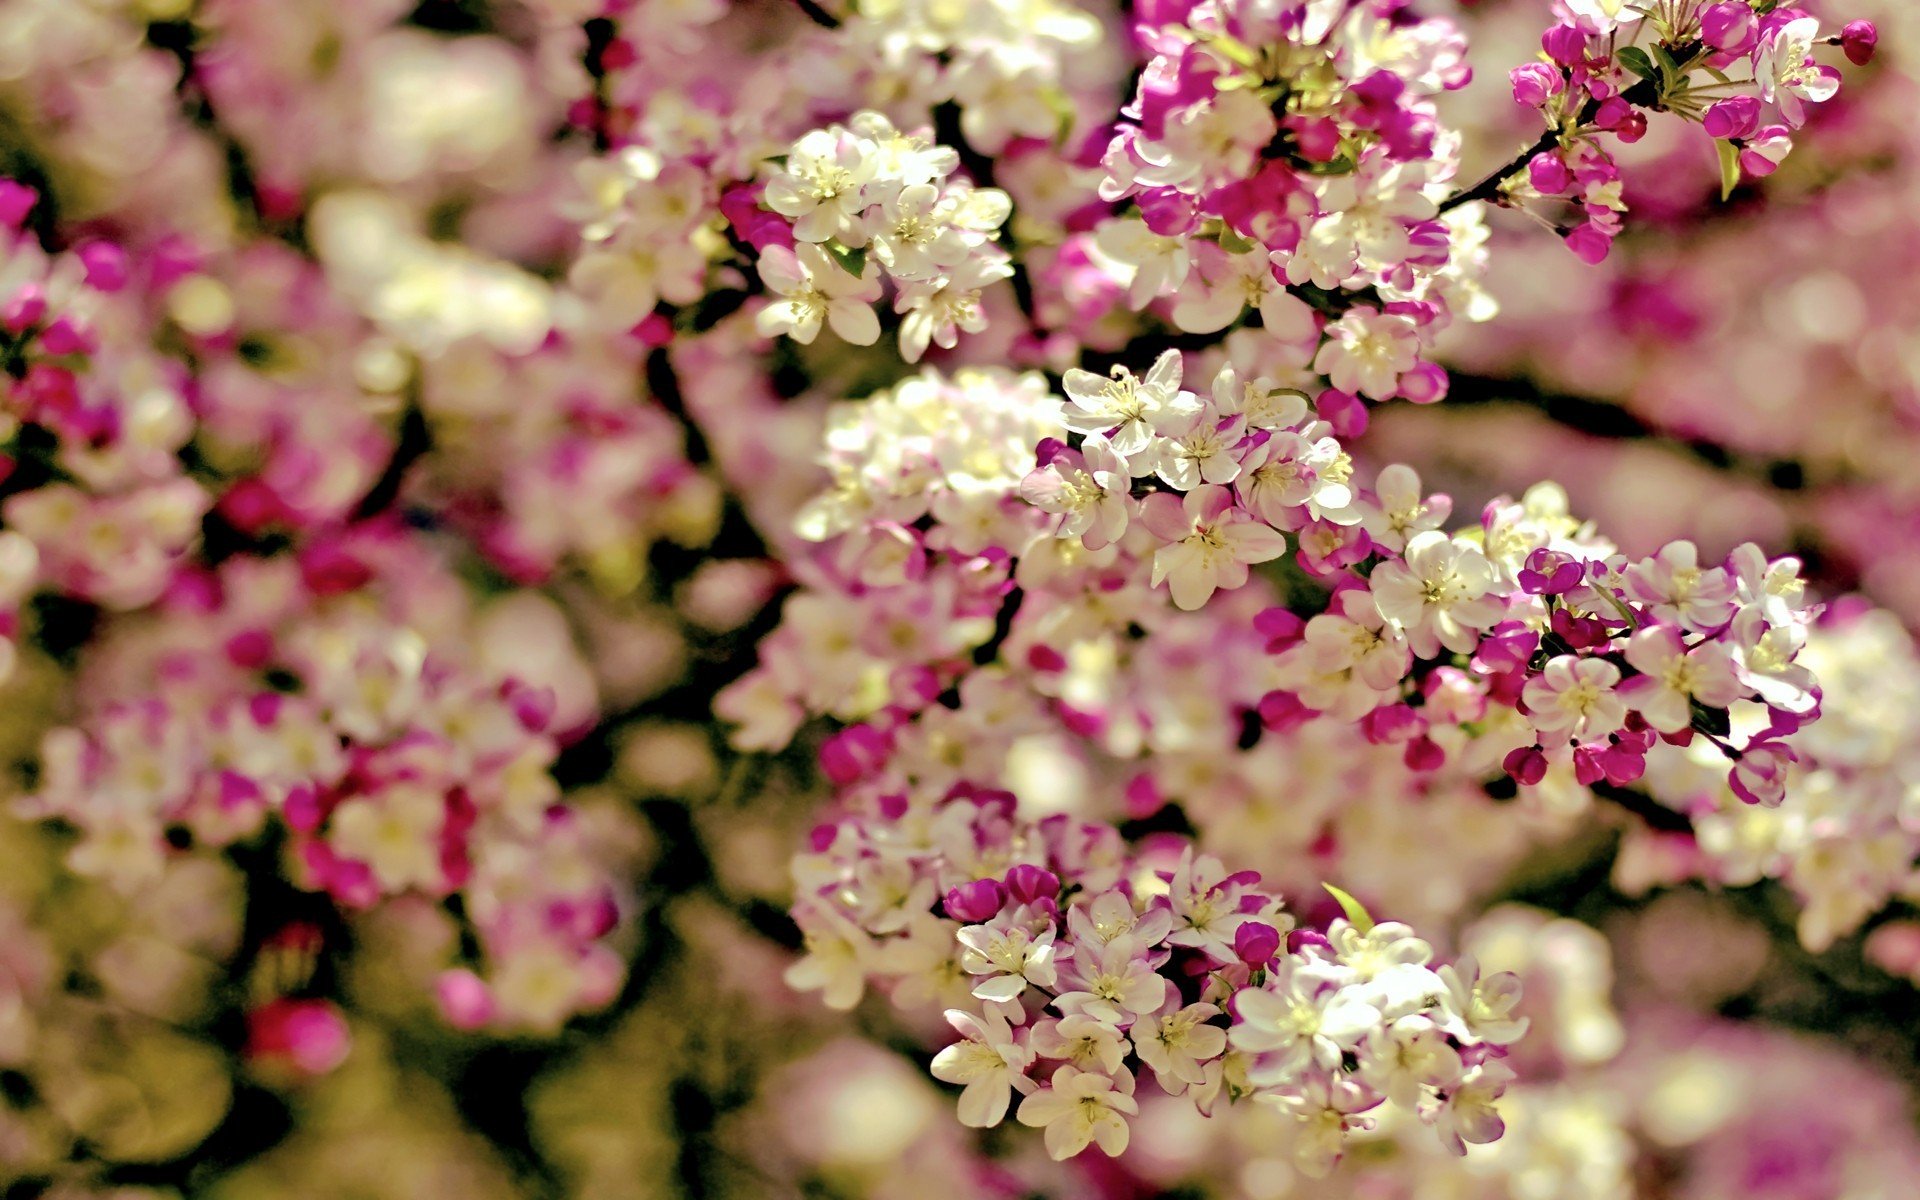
[1716,139,1742,201]
[824,242,868,278]
[1323,883,1375,935]
[1217,227,1257,255]
[764,154,789,168]
[1614,47,1657,81]
[1650,43,1683,79]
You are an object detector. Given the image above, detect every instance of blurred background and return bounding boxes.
[1,1,1918,1198]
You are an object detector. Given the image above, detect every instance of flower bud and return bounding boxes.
[1509,62,1564,108]
[1541,23,1587,67]
[1234,921,1282,966]
[1702,95,1762,141]
[944,878,1008,923]
[1528,152,1572,195]
[1841,20,1878,66]
[1004,864,1061,906]
[1700,2,1756,53]
[1503,745,1549,786]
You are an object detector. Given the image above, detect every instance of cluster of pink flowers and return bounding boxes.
[789,787,1526,1174]
[1506,2,1876,262]
[16,525,629,1033]
[1089,0,1489,403]
[0,186,209,654]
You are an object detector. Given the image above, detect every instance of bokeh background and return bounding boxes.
[2,1,1919,1198]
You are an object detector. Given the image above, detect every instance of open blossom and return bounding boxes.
[1314,308,1422,401]
[1522,656,1627,742]
[1020,436,1131,550]
[1757,16,1843,128]
[1369,531,1504,656]
[765,126,878,243]
[1618,624,1743,733]
[1141,485,1289,611]
[957,918,1063,1002]
[1061,349,1198,460]
[929,1005,1035,1127]
[1016,1065,1140,1160]
[754,243,883,346]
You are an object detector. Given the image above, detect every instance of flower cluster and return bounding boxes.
[16,528,631,1034]
[788,787,1525,1174]
[1505,3,1876,261]
[0,186,209,660]
[756,113,1014,361]
[1090,0,1493,401]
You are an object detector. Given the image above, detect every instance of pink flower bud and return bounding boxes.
[819,724,890,786]
[1314,388,1368,439]
[1510,62,1564,108]
[0,181,35,230]
[37,315,93,357]
[1702,96,1762,141]
[1739,127,1793,177]
[1700,2,1756,53]
[1257,689,1318,733]
[1503,746,1549,786]
[1286,928,1333,955]
[944,878,1008,923]
[1729,741,1796,806]
[1528,152,1573,195]
[1397,362,1449,405]
[1564,222,1614,265]
[1253,607,1307,652]
[1404,735,1446,772]
[1234,921,1282,966]
[1841,20,1878,66]
[436,968,498,1030]
[1285,115,1344,163]
[1541,23,1587,67]
[2,283,45,333]
[1004,864,1060,906]
[75,241,129,292]
[247,998,352,1076]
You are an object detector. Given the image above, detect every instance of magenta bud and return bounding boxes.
[1700,2,1755,53]
[1286,928,1333,955]
[1404,735,1447,772]
[1253,606,1307,652]
[75,242,129,293]
[1314,388,1368,439]
[37,315,93,357]
[1503,745,1550,787]
[1841,20,1878,66]
[0,180,36,230]
[1,283,45,334]
[819,724,890,787]
[1509,62,1564,108]
[1565,222,1614,266]
[1702,95,1762,141]
[1397,361,1449,405]
[944,878,1008,923]
[1257,689,1318,733]
[1528,152,1573,195]
[1003,864,1060,906]
[1541,23,1587,67]
[1285,115,1343,163]
[1235,921,1282,966]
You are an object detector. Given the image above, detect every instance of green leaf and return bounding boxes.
[1614,47,1657,81]
[764,154,789,168]
[1716,138,1742,201]
[1650,43,1683,79]
[824,242,868,278]
[1323,883,1375,935]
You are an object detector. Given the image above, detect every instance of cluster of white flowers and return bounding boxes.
[757,112,1013,361]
